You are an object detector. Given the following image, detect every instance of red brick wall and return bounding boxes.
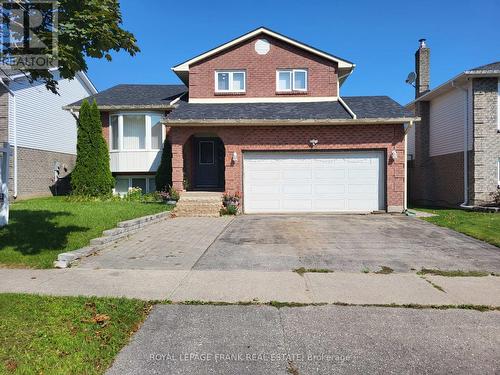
[189,35,338,99]
[169,125,406,209]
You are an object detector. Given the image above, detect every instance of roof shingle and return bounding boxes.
[168,96,413,121]
[467,61,500,73]
[66,84,187,108]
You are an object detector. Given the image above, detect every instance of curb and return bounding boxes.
[53,211,171,269]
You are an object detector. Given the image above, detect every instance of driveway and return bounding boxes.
[195,215,500,273]
[78,215,500,273]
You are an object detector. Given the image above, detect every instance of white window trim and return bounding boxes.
[215,70,246,93]
[497,78,500,131]
[113,175,156,196]
[276,69,308,92]
[109,112,165,152]
[497,158,500,187]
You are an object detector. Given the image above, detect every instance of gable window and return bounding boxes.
[109,113,164,151]
[215,71,246,93]
[276,69,308,92]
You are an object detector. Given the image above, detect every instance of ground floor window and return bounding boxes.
[113,176,156,196]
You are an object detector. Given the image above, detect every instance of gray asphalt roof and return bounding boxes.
[66,84,187,108]
[468,61,500,72]
[168,96,413,120]
[65,83,413,120]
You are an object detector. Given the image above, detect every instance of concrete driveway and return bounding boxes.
[195,215,500,273]
[78,214,500,273]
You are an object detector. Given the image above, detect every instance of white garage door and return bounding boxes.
[243,151,385,213]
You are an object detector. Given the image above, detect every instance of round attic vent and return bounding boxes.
[255,39,270,55]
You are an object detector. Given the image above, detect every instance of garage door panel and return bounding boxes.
[348,184,378,194]
[313,169,345,180]
[313,199,346,210]
[282,169,312,180]
[282,199,313,210]
[314,184,346,195]
[243,151,384,213]
[283,184,313,194]
[246,184,281,194]
[248,170,281,181]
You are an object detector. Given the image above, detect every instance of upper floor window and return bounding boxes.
[276,69,308,92]
[215,70,246,93]
[109,113,164,151]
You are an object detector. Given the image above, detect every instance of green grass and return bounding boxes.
[292,267,334,276]
[414,207,500,247]
[417,268,491,277]
[374,266,394,275]
[0,197,171,268]
[0,293,151,374]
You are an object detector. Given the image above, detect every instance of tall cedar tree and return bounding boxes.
[71,100,114,196]
[155,138,172,191]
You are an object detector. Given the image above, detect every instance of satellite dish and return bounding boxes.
[406,72,416,85]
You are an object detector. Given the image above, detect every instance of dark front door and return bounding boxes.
[194,138,224,189]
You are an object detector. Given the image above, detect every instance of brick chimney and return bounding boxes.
[415,39,430,98]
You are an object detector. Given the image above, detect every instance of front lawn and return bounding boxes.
[0,293,150,374]
[415,207,500,247]
[0,197,171,268]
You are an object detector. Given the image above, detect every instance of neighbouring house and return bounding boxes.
[0,69,97,199]
[66,27,417,213]
[406,40,500,207]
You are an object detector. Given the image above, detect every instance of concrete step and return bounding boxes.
[173,191,223,217]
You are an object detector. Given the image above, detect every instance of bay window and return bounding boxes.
[109,113,164,151]
[215,70,246,93]
[276,69,308,92]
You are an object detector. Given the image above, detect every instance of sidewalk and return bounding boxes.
[1,268,499,306]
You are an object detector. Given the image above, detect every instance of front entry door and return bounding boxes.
[194,138,222,189]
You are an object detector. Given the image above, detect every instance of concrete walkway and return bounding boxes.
[106,305,500,375]
[1,268,499,306]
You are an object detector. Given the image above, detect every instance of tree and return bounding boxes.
[1,0,139,94]
[155,139,172,192]
[71,99,114,196]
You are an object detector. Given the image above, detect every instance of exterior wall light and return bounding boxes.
[391,149,398,161]
[232,151,238,163]
[309,139,319,147]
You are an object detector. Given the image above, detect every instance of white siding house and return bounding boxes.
[2,70,97,198]
[8,71,96,155]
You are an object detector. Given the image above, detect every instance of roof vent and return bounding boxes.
[255,39,270,55]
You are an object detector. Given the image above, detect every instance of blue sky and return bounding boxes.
[86,0,500,105]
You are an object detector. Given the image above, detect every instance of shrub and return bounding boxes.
[155,138,172,192]
[71,100,114,197]
[220,204,238,216]
[168,186,180,201]
[490,189,500,207]
[124,187,143,201]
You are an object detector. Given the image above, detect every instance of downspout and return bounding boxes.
[0,79,17,198]
[403,120,414,211]
[451,80,471,208]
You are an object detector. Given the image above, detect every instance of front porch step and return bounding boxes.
[173,192,223,217]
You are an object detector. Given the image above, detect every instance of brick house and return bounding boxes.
[406,40,500,207]
[0,69,97,199]
[67,27,416,213]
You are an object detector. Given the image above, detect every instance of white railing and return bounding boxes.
[110,150,162,172]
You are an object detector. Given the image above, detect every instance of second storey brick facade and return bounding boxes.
[189,35,338,99]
